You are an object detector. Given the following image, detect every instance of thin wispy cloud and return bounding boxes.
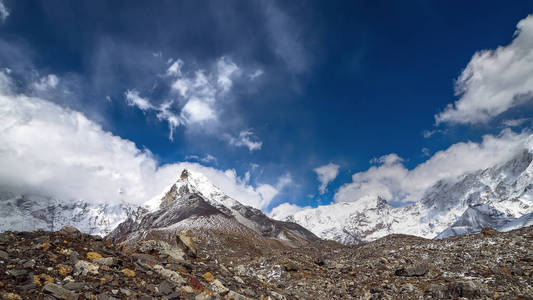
[224,129,263,151]
[0,0,9,22]
[124,56,263,148]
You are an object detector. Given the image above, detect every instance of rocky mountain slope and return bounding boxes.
[1,224,532,299]
[273,149,533,244]
[108,169,318,248]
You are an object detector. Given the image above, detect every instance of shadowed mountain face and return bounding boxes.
[107,169,319,248]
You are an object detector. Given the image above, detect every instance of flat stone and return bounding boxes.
[7,269,27,277]
[64,282,86,291]
[0,250,9,260]
[93,257,116,266]
[43,283,79,300]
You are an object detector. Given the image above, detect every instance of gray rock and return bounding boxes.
[73,260,99,276]
[93,257,117,266]
[153,265,185,285]
[158,281,174,295]
[70,250,79,263]
[96,294,119,300]
[0,249,8,259]
[394,263,428,277]
[23,259,35,269]
[242,288,256,297]
[59,226,82,238]
[224,291,253,300]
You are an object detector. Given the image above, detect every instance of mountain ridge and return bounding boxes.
[272,148,533,244]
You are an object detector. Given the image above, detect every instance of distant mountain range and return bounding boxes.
[271,149,533,244]
[1,149,532,245]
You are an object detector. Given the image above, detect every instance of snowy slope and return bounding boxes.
[273,149,533,244]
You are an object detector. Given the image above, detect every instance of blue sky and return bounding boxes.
[1,1,532,212]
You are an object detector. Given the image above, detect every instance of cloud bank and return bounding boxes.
[334,129,532,204]
[436,15,533,125]
[0,71,280,210]
[313,163,340,194]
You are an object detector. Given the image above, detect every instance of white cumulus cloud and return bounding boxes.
[436,14,533,125]
[313,163,340,194]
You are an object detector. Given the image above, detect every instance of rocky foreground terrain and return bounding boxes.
[0,225,532,300]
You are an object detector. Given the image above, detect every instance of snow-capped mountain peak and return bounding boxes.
[109,168,318,246]
[143,169,238,212]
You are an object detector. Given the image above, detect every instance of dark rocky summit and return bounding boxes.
[1,225,532,299]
